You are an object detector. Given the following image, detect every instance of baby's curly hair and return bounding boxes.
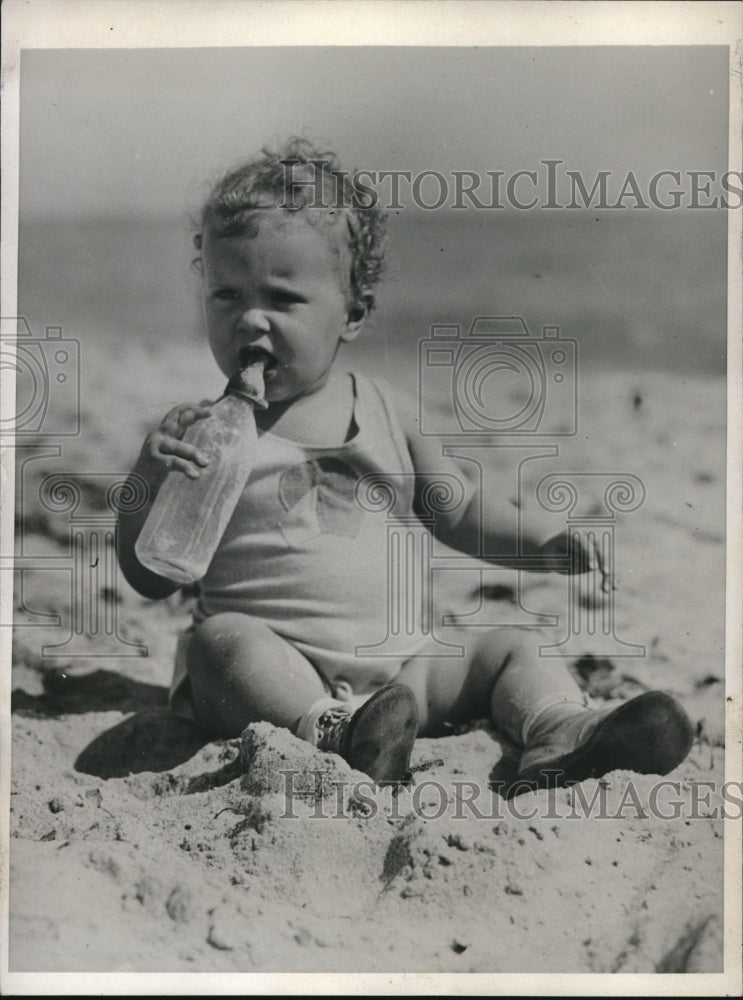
[195,137,387,312]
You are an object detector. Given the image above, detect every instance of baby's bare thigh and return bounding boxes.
[187,612,329,735]
[397,626,539,736]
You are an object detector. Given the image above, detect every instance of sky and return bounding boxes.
[18,45,729,218]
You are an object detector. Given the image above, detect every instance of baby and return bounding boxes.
[117,138,693,794]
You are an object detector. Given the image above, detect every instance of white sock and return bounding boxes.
[521,694,594,748]
[295,697,348,744]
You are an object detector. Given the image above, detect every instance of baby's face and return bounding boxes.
[201,211,362,402]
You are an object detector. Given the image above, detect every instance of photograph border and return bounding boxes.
[1,1,741,995]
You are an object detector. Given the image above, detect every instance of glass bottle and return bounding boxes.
[135,363,266,584]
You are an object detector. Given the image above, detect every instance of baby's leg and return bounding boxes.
[188,612,419,784]
[397,626,692,791]
[397,626,582,741]
[186,612,327,738]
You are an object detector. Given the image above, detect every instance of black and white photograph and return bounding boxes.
[1,1,741,993]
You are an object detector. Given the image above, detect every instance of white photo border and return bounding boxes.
[1,1,741,995]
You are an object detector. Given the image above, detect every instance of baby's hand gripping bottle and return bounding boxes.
[135,360,267,584]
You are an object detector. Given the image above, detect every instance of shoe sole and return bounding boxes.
[511,691,694,798]
[344,684,419,785]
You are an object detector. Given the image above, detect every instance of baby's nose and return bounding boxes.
[238,308,271,335]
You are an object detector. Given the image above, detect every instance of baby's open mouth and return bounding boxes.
[239,346,279,381]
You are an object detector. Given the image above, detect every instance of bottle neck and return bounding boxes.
[225,387,257,405]
[224,375,268,409]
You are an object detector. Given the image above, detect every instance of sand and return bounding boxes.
[8,358,728,974]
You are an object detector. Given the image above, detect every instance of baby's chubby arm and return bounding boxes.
[116,400,214,598]
[398,392,592,573]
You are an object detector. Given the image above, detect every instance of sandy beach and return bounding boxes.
[4,17,741,989]
[9,321,727,971]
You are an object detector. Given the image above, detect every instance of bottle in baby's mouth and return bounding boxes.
[232,347,270,404]
[135,357,266,585]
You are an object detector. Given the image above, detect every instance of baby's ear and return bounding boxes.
[342,294,372,342]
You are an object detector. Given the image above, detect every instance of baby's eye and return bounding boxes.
[270,291,306,310]
[272,299,295,311]
[211,288,240,303]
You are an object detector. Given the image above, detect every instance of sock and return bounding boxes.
[521,694,595,748]
[295,697,348,744]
